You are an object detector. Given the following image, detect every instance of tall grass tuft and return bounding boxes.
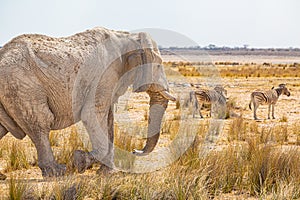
[279,115,288,122]
[50,180,87,200]
[227,116,247,142]
[55,126,86,172]
[8,177,35,200]
[6,142,30,172]
[292,121,300,145]
[49,131,60,147]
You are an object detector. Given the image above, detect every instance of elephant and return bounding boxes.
[0,27,176,177]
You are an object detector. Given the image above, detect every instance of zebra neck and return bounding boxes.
[275,88,282,96]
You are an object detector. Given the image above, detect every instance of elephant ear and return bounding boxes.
[139,32,162,64]
[132,32,166,93]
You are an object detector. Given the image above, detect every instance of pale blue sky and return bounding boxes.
[1,0,299,48]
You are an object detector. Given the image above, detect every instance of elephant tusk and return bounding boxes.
[133,149,147,156]
[159,91,176,101]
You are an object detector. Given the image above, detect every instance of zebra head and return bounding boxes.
[278,84,291,97]
[214,85,227,97]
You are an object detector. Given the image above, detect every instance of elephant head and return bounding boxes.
[114,32,176,156]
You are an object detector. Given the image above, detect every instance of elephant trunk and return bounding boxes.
[133,90,174,156]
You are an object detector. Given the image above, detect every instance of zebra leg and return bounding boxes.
[268,104,271,119]
[192,94,198,118]
[192,102,197,118]
[199,103,204,118]
[253,103,259,120]
[272,104,275,119]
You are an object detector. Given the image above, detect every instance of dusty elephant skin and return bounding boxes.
[0,27,175,177]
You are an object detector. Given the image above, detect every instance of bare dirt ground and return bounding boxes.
[0,51,299,199]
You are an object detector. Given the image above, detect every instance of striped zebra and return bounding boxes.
[249,83,291,120]
[189,85,227,118]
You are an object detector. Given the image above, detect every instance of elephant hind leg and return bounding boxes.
[26,109,66,177]
[0,124,8,139]
[0,102,26,139]
[9,96,66,177]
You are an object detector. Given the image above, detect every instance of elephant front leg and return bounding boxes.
[97,106,115,174]
[74,105,112,174]
[29,131,66,177]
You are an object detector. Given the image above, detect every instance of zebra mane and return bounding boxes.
[274,87,283,96]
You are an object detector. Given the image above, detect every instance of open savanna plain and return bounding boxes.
[0,50,300,199]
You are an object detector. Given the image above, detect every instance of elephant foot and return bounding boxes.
[40,163,66,177]
[0,172,7,180]
[73,150,95,174]
[96,164,117,176]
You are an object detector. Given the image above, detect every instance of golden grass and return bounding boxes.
[219,65,300,78]
[8,177,35,200]
[163,61,300,77]
[293,122,300,145]
[227,116,247,142]
[6,142,30,172]
[1,97,300,199]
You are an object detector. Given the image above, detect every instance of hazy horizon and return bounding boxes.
[1,0,299,48]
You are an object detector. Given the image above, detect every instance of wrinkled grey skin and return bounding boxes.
[0,27,175,177]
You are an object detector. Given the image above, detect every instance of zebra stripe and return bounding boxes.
[190,86,227,118]
[249,84,291,120]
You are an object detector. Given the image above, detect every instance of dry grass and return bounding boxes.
[163,61,300,78]
[1,132,300,199]
[6,142,30,172]
[219,65,300,78]
[8,177,35,200]
[54,126,87,173]
[0,67,299,199]
[227,116,247,142]
[292,121,300,145]
[279,115,288,122]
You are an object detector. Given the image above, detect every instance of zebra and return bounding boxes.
[249,83,291,120]
[189,85,227,118]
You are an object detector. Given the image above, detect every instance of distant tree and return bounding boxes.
[208,44,217,49]
[243,44,249,49]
